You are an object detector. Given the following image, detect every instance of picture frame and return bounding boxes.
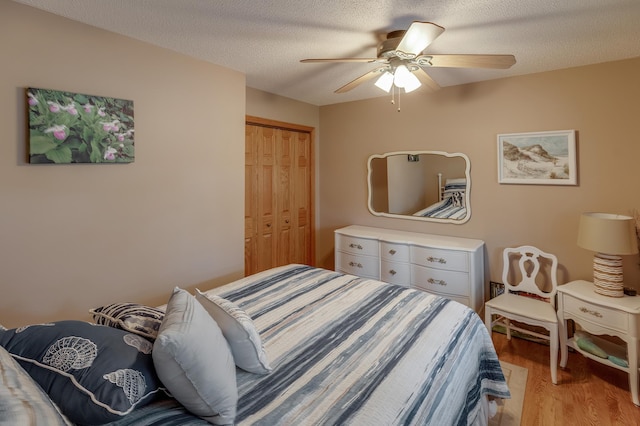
[27,87,134,164]
[497,130,577,185]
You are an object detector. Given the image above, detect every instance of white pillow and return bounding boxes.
[196,289,271,374]
[152,287,237,425]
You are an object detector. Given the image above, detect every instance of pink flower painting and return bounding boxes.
[28,87,134,164]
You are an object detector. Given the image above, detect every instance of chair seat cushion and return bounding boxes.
[485,293,557,323]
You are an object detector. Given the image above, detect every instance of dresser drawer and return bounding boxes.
[381,260,410,286]
[411,264,470,297]
[336,234,379,257]
[335,251,379,279]
[410,246,469,272]
[564,295,628,333]
[380,241,410,262]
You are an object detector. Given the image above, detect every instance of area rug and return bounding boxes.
[489,361,528,426]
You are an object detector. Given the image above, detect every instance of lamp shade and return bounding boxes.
[393,65,412,88]
[374,71,394,93]
[401,71,421,93]
[577,212,638,255]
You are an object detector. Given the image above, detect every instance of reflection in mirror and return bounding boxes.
[367,151,471,224]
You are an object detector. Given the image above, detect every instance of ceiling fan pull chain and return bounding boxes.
[397,88,401,112]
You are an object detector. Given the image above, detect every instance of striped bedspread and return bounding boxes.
[110,265,509,426]
[413,197,467,220]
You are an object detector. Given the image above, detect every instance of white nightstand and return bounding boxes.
[557,280,640,406]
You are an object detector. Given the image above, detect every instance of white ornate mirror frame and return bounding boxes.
[367,151,471,224]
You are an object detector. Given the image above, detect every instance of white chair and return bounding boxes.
[484,245,560,384]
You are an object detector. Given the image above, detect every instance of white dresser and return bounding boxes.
[335,225,485,312]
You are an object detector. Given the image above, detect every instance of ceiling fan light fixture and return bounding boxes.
[393,64,410,88]
[402,71,421,93]
[394,65,421,92]
[374,71,394,93]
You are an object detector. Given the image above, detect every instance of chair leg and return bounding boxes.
[505,318,511,340]
[558,314,568,369]
[549,323,559,385]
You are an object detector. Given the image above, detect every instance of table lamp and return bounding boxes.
[577,212,639,297]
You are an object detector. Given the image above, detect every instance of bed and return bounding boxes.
[0,264,509,426]
[413,177,467,220]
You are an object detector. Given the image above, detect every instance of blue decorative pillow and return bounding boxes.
[0,320,166,425]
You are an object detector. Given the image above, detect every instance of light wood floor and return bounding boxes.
[491,332,640,425]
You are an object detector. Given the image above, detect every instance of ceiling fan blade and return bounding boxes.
[396,22,445,57]
[413,68,440,92]
[335,67,387,93]
[424,54,516,69]
[301,58,379,63]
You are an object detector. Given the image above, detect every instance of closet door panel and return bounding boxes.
[245,119,314,275]
[293,131,311,264]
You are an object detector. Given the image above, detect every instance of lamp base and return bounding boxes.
[592,253,624,297]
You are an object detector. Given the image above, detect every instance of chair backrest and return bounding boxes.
[502,245,559,307]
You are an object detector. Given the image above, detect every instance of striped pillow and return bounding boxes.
[90,303,165,340]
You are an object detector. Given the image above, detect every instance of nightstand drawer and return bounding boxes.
[564,296,628,333]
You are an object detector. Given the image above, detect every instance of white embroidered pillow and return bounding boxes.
[196,289,271,374]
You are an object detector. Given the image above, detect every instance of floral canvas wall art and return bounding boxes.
[27,88,134,164]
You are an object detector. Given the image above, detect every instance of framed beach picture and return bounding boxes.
[27,87,134,164]
[497,130,577,185]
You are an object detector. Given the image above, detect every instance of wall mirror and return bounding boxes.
[367,151,471,224]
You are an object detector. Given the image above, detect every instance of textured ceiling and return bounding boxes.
[13,0,640,106]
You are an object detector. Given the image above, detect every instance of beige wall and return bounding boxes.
[0,2,246,327]
[246,87,319,130]
[318,58,640,291]
[2,2,639,328]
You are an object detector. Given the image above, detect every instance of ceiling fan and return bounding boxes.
[301,21,516,95]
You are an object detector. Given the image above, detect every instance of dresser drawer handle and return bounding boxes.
[349,243,363,250]
[389,249,396,255]
[389,269,397,275]
[428,278,447,286]
[427,256,447,264]
[348,261,363,268]
[579,306,603,318]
